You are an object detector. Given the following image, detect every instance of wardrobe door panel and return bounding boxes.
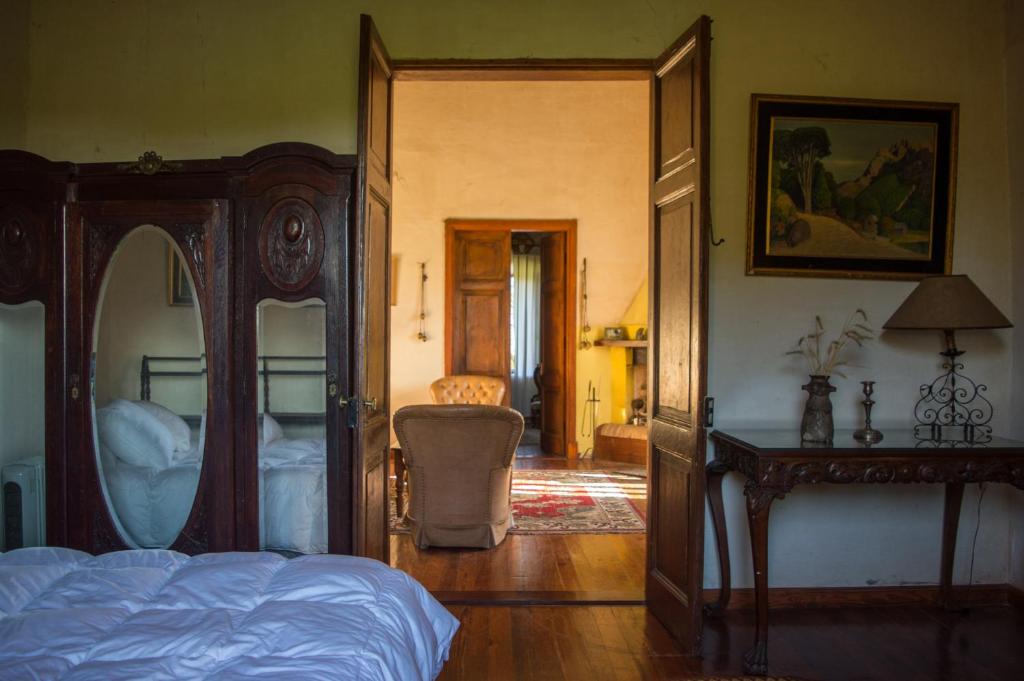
[233,151,353,554]
[69,200,231,554]
[0,153,70,549]
[90,227,207,550]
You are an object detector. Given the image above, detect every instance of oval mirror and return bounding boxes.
[91,226,207,548]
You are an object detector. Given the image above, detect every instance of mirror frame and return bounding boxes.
[89,225,208,549]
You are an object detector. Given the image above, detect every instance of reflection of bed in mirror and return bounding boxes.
[96,354,329,554]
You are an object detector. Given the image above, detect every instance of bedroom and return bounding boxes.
[2,1,1023,680]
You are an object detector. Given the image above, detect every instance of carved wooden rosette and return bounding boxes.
[257,198,325,292]
[0,204,44,296]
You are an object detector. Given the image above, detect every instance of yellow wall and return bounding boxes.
[608,280,649,425]
[391,79,649,453]
[6,0,1020,588]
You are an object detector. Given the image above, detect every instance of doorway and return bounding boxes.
[364,10,712,658]
[444,219,577,459]
[387,76,651,603]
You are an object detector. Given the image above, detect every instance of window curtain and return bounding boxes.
[510,253,541,417]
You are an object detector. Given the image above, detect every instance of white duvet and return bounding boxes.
[0,547,459,680]
[102,438,330,554]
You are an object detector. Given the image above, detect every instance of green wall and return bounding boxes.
[8,0,1022,588]
[0,0,30,148]
[16,0,1004,160]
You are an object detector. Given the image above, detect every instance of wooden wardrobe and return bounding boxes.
[0,143,390,559]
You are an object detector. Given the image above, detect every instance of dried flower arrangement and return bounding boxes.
[787,309,874,377]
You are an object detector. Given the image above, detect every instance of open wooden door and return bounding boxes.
[444,225,511,400]
[539,233,567,456]
[645,16,712,655]
[352,14,392,562]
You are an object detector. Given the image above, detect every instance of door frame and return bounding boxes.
[443,218,578,459]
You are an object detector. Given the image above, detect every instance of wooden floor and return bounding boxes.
[438,603,1024,681]
[392,457,1023,679]
[389,456,646,600]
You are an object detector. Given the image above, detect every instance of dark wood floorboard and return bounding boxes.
[390,456,647,596]
[438,604,1024,681]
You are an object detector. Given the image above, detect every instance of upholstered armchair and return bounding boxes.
[429,375,506,405]
[393,404,524,549]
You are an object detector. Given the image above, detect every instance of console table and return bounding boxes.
[705,429,1024,676]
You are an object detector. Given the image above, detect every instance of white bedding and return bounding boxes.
[0,547,459,680]
[101,437,329,554]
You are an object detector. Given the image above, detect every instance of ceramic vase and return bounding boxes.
[801,375,835,443]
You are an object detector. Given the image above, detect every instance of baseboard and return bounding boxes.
[702,584,1022,610]
[433,589,644,605]
[432,584,1024,609]
[1008,584,1024,609]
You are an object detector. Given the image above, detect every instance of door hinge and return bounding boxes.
[703,396,715,428]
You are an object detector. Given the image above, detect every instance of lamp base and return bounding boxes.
[913,346,992,444]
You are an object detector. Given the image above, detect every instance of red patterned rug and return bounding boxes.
[390,469,647,535]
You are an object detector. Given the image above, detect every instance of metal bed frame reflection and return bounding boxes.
[140,354,327,426]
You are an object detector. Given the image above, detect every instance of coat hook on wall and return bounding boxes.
[709,221,725,247]
[579,258,592,349]
[416,262,428,342]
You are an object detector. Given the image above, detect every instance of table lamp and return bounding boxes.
[883,274,1012,442]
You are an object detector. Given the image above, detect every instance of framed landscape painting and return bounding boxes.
[746,94,958,279]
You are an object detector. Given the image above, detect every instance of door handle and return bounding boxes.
[338,395,377,411]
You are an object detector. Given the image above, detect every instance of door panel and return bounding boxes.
[646,15,712,656]
[71,200,230,555]
[446,228,511,399]
[539,233,567,455]
[0,153,69,549]
[353,14,393,562]
[655,200,694,416]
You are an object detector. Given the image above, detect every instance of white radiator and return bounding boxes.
[2,456,45,550]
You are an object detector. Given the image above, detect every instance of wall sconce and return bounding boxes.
[416,262,428,342]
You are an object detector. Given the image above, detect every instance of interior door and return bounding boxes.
[645,16,712,655]
[445,227,511,401]
[353,14,393,562]
[539,233,567,455]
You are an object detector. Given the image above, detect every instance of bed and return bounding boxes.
[0,547,459,680]
[97,400,330,554]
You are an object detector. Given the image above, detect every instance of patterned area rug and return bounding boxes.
[390,469,646,535]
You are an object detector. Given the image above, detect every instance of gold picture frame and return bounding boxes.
[746,93,958,280]
[167,247,193,306]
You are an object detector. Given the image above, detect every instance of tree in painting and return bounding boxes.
[773,127,831,212]
[769,118,937,259]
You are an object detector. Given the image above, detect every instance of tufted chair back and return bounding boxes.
[394,404,524,548]
[429,375,506,405]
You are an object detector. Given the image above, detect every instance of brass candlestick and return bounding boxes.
[853,380,883,444]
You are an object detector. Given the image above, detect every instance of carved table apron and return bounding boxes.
[704,429,1024,676]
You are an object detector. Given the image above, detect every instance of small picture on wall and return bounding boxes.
[167,248,193,306]
[746,94,958,280]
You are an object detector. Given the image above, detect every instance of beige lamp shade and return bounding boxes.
[883,275,1012,331]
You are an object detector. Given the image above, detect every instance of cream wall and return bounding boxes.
[391,80,649,453]
[94,230,327,428]
[95,229,206,415]
[0,0,29,148]
[7,0,1019,588]
[1006,0,1024,590]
